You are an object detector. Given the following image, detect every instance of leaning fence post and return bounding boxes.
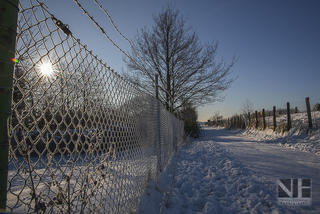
[287,102,291,131]
[305,97,313,129]
[273,106,277,131]
[0,0,19,211]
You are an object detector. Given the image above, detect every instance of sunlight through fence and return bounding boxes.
[3,0,184,213]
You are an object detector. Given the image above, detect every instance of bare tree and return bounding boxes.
[210,110,223,121]
[239,98,254,115]
[123,4,236,111]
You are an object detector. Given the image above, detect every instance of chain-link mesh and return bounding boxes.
[6,0,184,213]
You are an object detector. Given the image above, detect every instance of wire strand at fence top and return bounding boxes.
[31,0,152,99]
[92,0,157,79]
[34,0,182,119]
[70,0,155,78]
[70,0,180,112]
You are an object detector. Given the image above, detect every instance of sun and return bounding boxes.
[40,62,54,77]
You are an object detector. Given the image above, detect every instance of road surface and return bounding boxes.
[205,127,320,213]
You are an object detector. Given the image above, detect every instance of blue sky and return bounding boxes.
[43,0,320,122]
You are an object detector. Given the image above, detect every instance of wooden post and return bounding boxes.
[273,106,277,131]
[262,109,266,130]
[305,97,313,129]
[255,111,258,129]
[287,102,291,131]
[248,112,251,127]
[294,107,298,113]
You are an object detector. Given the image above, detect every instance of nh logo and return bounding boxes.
[277,178,312,206]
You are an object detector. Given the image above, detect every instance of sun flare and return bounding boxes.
[40,62,54,76]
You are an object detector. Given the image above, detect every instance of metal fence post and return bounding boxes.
[155,74,162,172]
[0,0,19,210]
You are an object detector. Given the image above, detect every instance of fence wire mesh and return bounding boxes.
[6,0,184,213]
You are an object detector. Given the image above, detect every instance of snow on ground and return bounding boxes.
[6,149,155,213]
[246,110,320,155]
[239,127,320,155]
[135,127,320,214]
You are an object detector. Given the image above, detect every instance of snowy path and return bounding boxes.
[206,128,320,213]
[136,127,320,214]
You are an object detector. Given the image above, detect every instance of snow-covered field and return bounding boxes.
[135,127,320,214]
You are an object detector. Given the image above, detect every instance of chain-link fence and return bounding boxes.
[4,0,184,213]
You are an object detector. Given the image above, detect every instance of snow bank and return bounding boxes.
[135,139,283,213]
[135,126,319,213]
[240,127,320,155]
